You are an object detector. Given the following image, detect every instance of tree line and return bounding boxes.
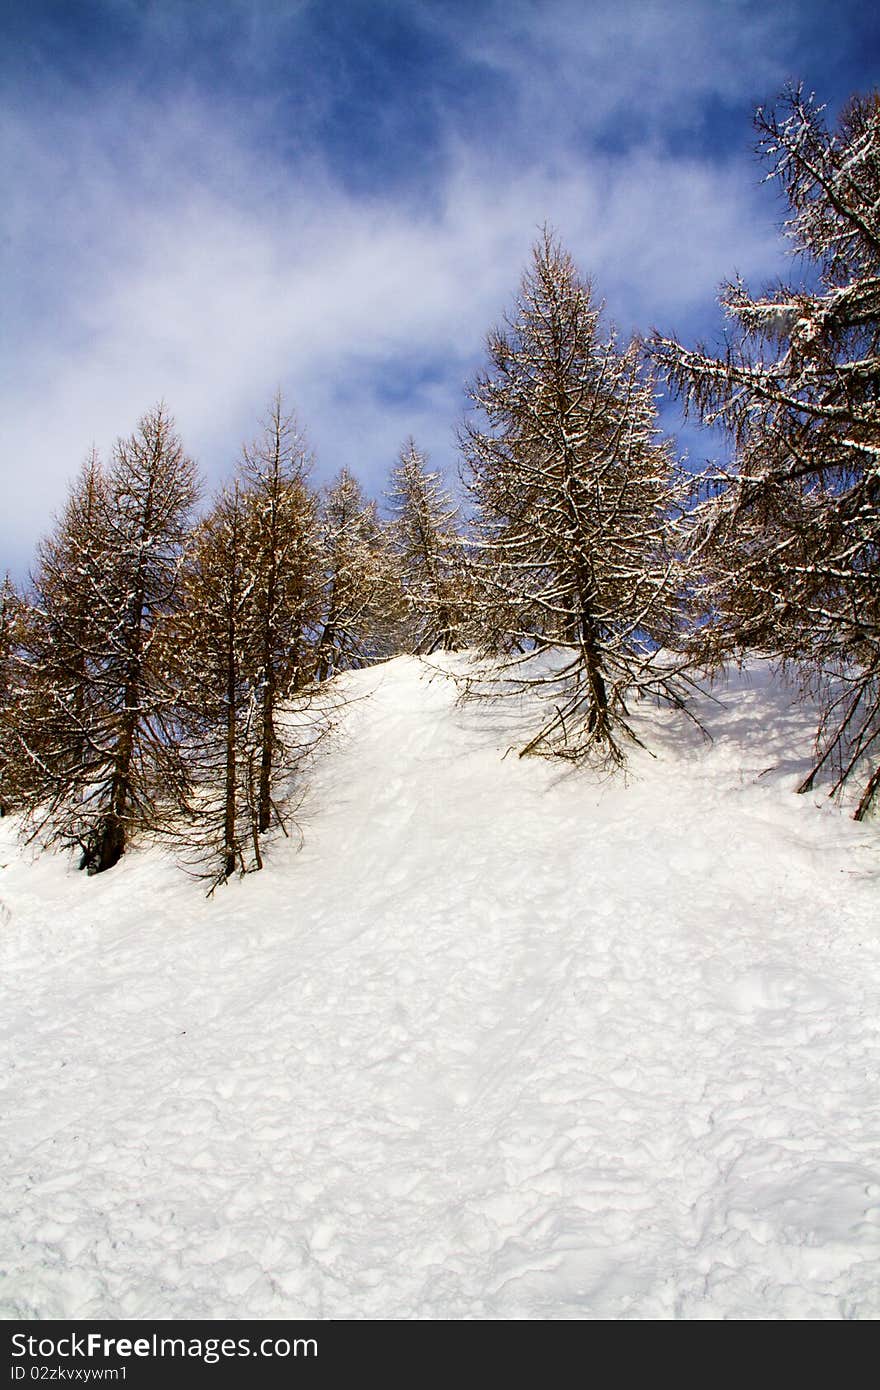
[1,85,877,889]
[0,403,466,890]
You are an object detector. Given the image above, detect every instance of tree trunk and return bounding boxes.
[257,674,276,834]
[223,609,238,880]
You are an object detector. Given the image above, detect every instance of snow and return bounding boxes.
[1,656,879,1320]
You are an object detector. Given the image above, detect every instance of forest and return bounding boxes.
[1,86,878,889]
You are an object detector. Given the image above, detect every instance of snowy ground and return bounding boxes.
[1,656,879,1320]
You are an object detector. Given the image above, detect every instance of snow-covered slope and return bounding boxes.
[1,657,878,1320]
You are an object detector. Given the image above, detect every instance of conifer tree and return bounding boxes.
[0,574,23,815]
[239,393,323,833]
[17,408,199,871]
[172,449,336,891]
[11,451,112,838]
[313,468,402,681]
[651,88,880,817]
[386,440,467,654]
[463,231,687,763]
[172,483,261,888]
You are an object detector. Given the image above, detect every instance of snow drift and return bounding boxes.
[1,656,878,1319]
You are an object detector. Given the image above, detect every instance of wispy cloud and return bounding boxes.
[1,0,868,576]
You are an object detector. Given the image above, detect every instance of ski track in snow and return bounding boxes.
[1,657,879,1320]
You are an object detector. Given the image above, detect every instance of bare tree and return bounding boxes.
[313,468,403,681]
[238,393,323,834]
[386,439,468,654]
[16,408,199,871]
[462,230,688,763]
[170,483,261,888]
[10,451,113,844]
[0,573,24,816]
[22,451,108,766]
[651,88,880,817]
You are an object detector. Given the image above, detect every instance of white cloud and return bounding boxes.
[421,0,792,140]
[0,7,790,577]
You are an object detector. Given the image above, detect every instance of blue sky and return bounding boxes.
[2,0,878,578]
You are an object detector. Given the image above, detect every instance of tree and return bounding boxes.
[238,393,323,833]
[0,573,24,815]
[651,88,880,817]
[386,439,468,654]
[462,230,688,763]
[10,450,113,840]
[172,449,338,892]
[17,408,199,871]
[171,482,261,889]
[313,468,402,681]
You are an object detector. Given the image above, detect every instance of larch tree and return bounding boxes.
[172,446,336,891]
[171,482,261,889]
[238,393,323,834]
[0,573,23,815]
[88,406,199,870]
[17,408,199,872]
[11,451,113,840]
[462,230,688,763]
[386,439,468,654]
[313,468,402,681]
[651,88,880,818]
